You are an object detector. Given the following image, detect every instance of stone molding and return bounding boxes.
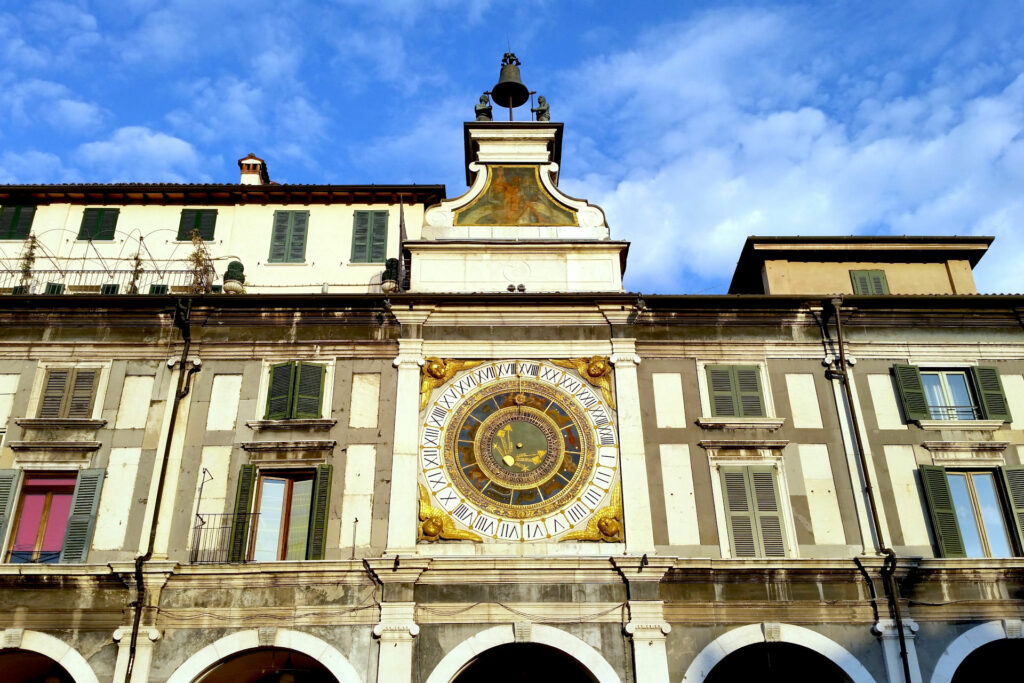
[696,416,786,430]
[245,418,336,431]
[15,418,107,429]
[916,419,1004,431]
[239,439,335,452]
[9,440,102,451]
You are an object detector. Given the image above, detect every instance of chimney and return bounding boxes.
[238,153,270,185]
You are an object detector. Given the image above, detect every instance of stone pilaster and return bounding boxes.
[625,600,671,683]
[386,333,426,554]
[112,626,161,683]
[373,602,420,683]
[873,618,922,683]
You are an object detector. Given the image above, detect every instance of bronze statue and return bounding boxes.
[475,93,493,121]
[532,95,549,122]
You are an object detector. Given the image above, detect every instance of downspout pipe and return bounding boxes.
[828,297,912,683]
[124,298,200,682]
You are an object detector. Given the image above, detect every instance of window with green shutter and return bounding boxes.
[78,208,119,240]
[892,365,1011,422]
[177,209,218,241]
[720,465,787,557]
[267,211,309,263]
[921,465,1021,558]
[850,269,889,295]
[350,210,388,263]
[705,365,766,417]
[264,361,326,419]
[0,206,35,240]
[37,368,99,419]
[59,469,105,563]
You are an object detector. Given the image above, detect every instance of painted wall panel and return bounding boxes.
[115,376,154,429]
[785,373,823,429]
[652,373,686,428]
[868,374,906,430]
[1003,373,1024,431]
[884,445,931,547]
[94,448,141,550]
[349,373,381,428]
[659,444,700,546]
[206,375,243,431]
[340,444,376,549]
[796,444,844,545]
[0,374,20,428]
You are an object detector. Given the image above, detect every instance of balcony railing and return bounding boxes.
[0,269,198,295]
[189,512,259,564]
[926,405,981,420]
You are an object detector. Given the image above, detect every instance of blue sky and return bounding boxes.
[1,1,1023,294]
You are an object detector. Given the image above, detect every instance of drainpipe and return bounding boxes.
[124,298,200,682]
[828,297,912,683]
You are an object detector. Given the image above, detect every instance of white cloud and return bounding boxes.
[0,150,76,184]
[74,126,212,182]
[553,11,1024,295]
[1,78,105,132]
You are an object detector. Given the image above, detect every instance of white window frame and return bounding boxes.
[695,360,784,429]
[27,361,111,421]
[705,446,799,559]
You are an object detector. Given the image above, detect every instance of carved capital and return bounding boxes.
[374,602,420,640]
[609,353,641,367]
[393,354,424,370]
[1,628,24,649]
[624,621,671,639]
[625,601,670,640]
[872,618,919,638]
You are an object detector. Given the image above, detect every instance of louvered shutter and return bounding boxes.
[919,465,965,558]
[851,271,871,295]
[351,211,370,262]
[369,211,388,262]
[177,210,198,241]
[893,365,929,421]
[265,362,295,419]
[971,367,1011,422]
[721,467,757,557]
[306,464,332,560]
[66,369,97,418]
[268,211,290,263]
[228,465,256,562]
[197,210,217,241]
[1001,466,1024,556]
[870,271,889,294]
[79,208,101,240]
[735,366,765,417]
[97,209,118,240]
[0,207,17,239]
[750,466,786,557]
[59,469,104,563]
[0,470,21,553]
[707,365,736,417]
[287,211,308,263]
[292,363,325,419]
[38,369,70,417]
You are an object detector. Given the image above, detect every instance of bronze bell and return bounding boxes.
[490,52,530,110]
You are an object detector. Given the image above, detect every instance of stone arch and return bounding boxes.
[0,629,99,683]
[681,623,877,683]
[929,620,1018,683]
[424,623,621,683]
[164,628,362,683]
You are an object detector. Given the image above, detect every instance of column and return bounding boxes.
[373,602,419,682]
[873,619,922,683]
[614,556,673,683]
[610,337,656,554]
[112,626,161,683]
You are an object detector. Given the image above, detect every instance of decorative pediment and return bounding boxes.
[454,165,577,227]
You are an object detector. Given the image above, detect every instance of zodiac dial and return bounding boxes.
[418,359,620,543]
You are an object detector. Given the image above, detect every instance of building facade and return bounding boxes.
[0,103,1021,683]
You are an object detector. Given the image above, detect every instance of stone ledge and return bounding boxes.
[239,440,336,452]
[696,416,786,430]
[9,440,101,451]
[15,418,107,429]
[915,419,1004,431]
[246,419,337,431]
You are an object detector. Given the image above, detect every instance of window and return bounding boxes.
[177,209,217,241]
[350,210,388,263]
[265,362,325,419]
[10,285,28,295]
[77,208,119,240]
[100,283,119,295]
[0,469,105,564]
[720,465,786,557]
[227,465,331,562]
[920,465,1024,558]
[43,283,65,295]
[893,365,1011,422]
[850,269,889,295]
[268,211,309,263]
[706,365,765,417]
[0,206,35,240]
[37,368,98,419]
[148,284,168,295]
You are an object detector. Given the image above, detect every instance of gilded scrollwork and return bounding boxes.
[419,358,483,411]
[418,483,482,543]
[559,484,623,542]
[550,356,616,409]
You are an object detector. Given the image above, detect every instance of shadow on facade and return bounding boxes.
[950,639,1017,683]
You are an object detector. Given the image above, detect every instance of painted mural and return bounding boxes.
[454,165,578,226]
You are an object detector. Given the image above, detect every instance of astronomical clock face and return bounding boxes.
[418,359,621,544]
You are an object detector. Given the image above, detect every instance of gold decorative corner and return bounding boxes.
[550,356,616,409]
[419,358,483,412]
[559,484,623,542]
[418,483,482,543]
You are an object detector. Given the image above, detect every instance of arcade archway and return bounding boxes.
[950,639,1018,683]
[0,649,74,683]
[704,642,854,683]
[452,642,597,683]
[194,647,338,683]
